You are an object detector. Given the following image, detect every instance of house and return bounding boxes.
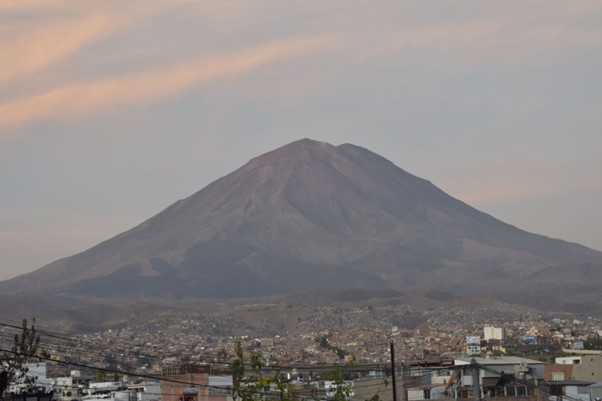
[353,375,422,401]
[556,355,602,382]
[452,355,545,398]
[589,381,602,400]
[546,380,594,401]
[407,383,445,400]
[161,365,232,401]
[545,364,574,381]
[127,382,161,401]
[465,345,480,357]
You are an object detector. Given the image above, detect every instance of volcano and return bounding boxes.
[2,139,601,312]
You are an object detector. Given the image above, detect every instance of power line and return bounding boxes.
[0,348,361,401]
[0,322,400,376]
[3,314,587,401]
[2,347,229,392]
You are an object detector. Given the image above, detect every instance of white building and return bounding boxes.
[407,384,445,401]
[127,382,161,401]
[466,344,481,356]
[484,326,504,341]
[8,362,53,393]
[556,356,583,365]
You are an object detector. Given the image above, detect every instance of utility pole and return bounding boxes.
[470,358,481,401]
[390,340,397,401]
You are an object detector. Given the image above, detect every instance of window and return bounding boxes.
[552,372,565,381]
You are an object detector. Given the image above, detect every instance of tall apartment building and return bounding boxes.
[483,326,504,341]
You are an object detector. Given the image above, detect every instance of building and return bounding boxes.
[161,365,232,401]
[128,382,161,401]
[483,326,504,342]
[452,356,544,398]
[7,363,52,393]
[466,345,481,357]
[545,363,574,381]
[353,375,420,401]
[555,355,602,382]
[589,381,602,400]
[546,380,594,401]
[406,383,445,401]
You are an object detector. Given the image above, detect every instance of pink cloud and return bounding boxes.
[0,1,196,87]
[0,15,117,85]
[0,35,340,131]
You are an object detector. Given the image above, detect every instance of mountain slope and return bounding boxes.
[2,139,601,308]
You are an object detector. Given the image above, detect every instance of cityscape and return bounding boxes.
[2,302,602,401]
[2,2,601,401]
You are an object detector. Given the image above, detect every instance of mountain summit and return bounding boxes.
[2,139,601,311]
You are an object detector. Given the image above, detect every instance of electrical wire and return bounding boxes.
[0,346,362,401]
[3,317,590,401]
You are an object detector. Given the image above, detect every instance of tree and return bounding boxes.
[232,341,245,400]
[232,341,269,401]
[1,318,42,387]
[328,368,352,401]
[230,342,362,401]
[231,340,291,401]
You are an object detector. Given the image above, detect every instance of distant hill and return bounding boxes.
[2,139,601,314]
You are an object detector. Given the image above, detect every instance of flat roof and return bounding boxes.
[455,356,544,365]
[547,380,595,386]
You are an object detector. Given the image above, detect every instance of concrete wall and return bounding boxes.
[573,356,602,382]
[353,376,422,401]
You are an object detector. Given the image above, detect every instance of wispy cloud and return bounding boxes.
[0,15,117,86]
[0,35,340,131]
[0,0,63,12]
[0,1,193,87]
[361,1,602,68]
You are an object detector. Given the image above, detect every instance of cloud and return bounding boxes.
[0,15,118,86]
[359,1,602,69]
[0,0,63,12]
[456,170,599,205]
[0,35,340,131]
[0,1,195,88]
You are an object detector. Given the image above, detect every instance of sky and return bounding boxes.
[1,0,601,281]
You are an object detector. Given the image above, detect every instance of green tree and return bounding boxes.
[1,318,43,386]
[232,341,245,400]
[272,363,291,401]
[233,341,267,401]
[231,341,291,401]
[328,369,352,401]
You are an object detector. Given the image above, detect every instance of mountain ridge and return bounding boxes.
[1,139,601,312]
